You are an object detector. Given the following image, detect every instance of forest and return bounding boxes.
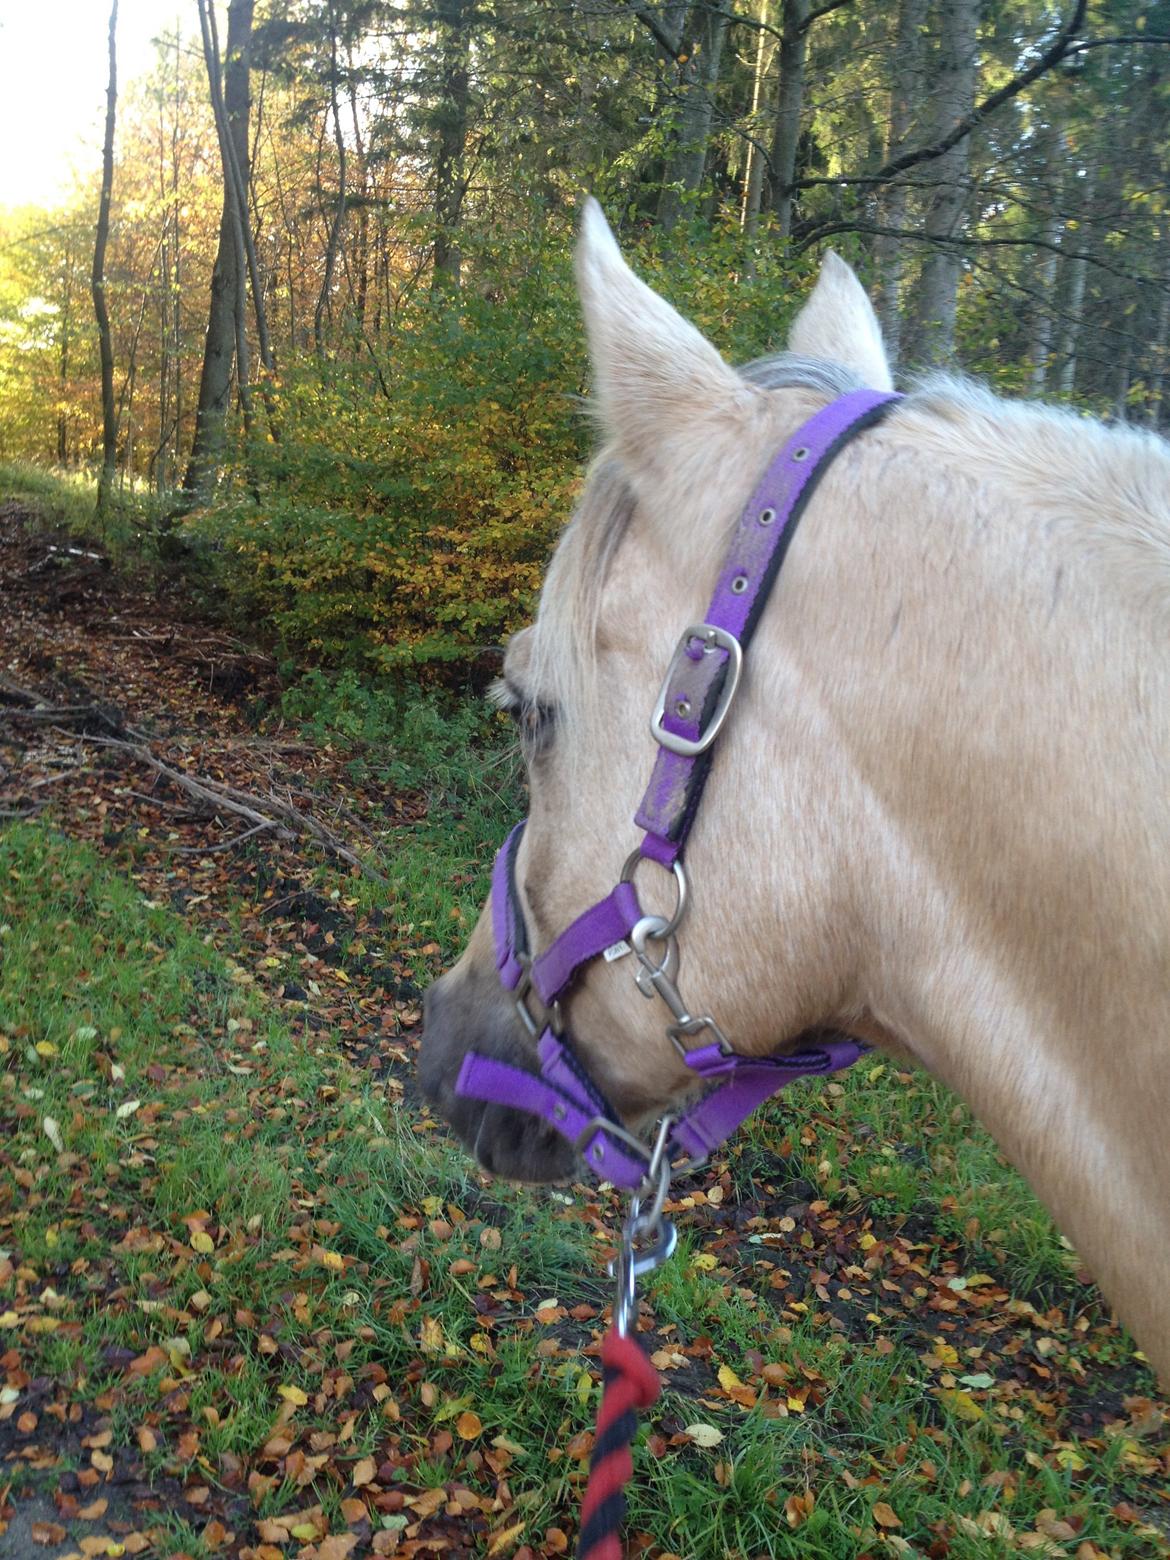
[1,0,1168,673]
[1,6,1169,1559]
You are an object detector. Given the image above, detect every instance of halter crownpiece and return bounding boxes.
[456,388,902,1190]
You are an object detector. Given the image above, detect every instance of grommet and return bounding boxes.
[758,506,776,525]
[675,698,692,718]
[792,446,810,462]
[591,1143,605,1163]
[730,574,749,594]
[553,1103,567,1122]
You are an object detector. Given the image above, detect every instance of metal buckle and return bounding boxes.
[512,954,562,1038]
[650,623,744,758]
[572,1112,656,1169]
[667,1014,735,1063]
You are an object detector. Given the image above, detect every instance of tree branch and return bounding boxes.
[623,0,684,60]
[793,0,1088,191]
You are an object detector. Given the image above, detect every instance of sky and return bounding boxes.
[0,1,186,209]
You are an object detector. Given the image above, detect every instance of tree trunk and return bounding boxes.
[740,0,773,237]
[182,0,254,503]
[1145,246,1170,429]
[315,1,348,353]
[658,1,732,232]
[1057,162,1095,398]
[58,251,75,466]
[905,0,981,367]
[875,0,927,366]
[92,0,119,520]
[1027,128,1064,396]
[768,0,809,239]
[432,0,470,292]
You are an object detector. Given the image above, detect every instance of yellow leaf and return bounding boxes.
[858,1232,877,1250]
[576,1371,593,1407]
[873,1501,901,1528]
[35,1041,57,1058]
[351,1455,376,1486]
[419,1315,444,1353]
[318,1250,344,1271]
[455,1410,483,1439]
[684,1423,724,1447]
[938,1389,985,1423]
[786,1396,806,1414]
[190,1231,214,1254]
[690,1253,717,1272]
[486,1520,526,1556]
[290,1522,319,1540]
[717,1365,743,1391]
[278,1385,308,1406]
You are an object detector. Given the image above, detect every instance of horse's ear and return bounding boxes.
[575,199,753,482]
[787,252,894,392]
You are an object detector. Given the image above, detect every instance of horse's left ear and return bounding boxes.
[787,252,894,392]
[575,199,756,490]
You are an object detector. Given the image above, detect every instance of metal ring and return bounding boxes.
[629,914,673,972]
[620,851,688,939]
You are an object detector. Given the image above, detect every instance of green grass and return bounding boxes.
[0,458,163,557]
[0,819,1164,1558]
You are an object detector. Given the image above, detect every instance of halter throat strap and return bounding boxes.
[456,389,901,1189]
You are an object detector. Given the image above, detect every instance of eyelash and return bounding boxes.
[489,679,555,751]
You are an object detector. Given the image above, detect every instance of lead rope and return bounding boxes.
[577,1330,661,1560]
[577,1121,677,1560]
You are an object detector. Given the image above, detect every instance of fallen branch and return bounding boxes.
[0,680,43,708]
[175,820,277,854]
[82,733,387,882]
[0,703,127,738]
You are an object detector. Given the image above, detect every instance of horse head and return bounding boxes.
[420,201,902,1180]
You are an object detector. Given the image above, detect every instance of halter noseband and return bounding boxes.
[456,388,901,1190]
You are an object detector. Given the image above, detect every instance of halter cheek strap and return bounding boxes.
[456,389,901,1190]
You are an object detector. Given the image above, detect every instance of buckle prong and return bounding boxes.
[650,623,743,757]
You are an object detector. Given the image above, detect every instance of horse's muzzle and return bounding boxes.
[419,971,577,1184]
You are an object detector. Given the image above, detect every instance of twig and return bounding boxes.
[0,680,43,708]
[80,733,387,882]
[175,820,277,854]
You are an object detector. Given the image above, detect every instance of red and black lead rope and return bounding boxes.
[576,1330,661,1560]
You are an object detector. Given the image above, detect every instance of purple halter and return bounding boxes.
[456,389,901,1191]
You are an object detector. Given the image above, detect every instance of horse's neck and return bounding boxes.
[885,912,1170,1383]
[809,405,1170,1379]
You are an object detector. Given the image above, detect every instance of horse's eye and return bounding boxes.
[517,699,556,755]
[489,678,556,754]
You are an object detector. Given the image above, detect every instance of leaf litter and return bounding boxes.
[1,501,1167,1557]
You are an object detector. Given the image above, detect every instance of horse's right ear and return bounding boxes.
[787,251,894,391]
[575,199,755,493]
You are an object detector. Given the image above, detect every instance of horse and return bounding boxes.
[420,198,1170,1384]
